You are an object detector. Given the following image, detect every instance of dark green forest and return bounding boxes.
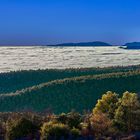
[0,65,139,93]
[0,65,140,113]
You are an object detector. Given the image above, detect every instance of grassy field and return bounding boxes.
[0,65,140,113]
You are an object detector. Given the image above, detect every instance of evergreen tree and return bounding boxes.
[114,92,140,132]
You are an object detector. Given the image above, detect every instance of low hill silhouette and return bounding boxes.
[50,41,112,46]
[124,42,140,49]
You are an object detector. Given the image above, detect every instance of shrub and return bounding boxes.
[56,111,82,129]
[90,111,113,137]
[66,111,82,128]
[6,117,39,140]
[56,113,67,124]
[41,122,70,140]
[0,121,6,139]
[70,127,80,137]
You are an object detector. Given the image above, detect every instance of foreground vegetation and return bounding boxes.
[0,91,140,140]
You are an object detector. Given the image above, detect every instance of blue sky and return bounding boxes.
[0,0,140,45]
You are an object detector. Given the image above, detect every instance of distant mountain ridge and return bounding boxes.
[124,42,140,49]
[50,41,112,46]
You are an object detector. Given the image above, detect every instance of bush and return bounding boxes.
[6,117,39,140]
[56,111,82,129]
[0,121,6,139]
[66,111,82,128]
[70,127,80,137]
[56,113,67,124]
[41,122,70,140]
[90,111,113,137]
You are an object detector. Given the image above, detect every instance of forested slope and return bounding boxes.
[0,65,139,94]
[0,70,140,113]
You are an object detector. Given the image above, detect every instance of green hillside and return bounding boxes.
[0,65,139,94]
[0,70,140,113]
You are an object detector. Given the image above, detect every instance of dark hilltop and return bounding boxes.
[49,41,112,46]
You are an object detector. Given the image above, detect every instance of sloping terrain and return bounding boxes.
[0,69,140,113]
[0,65,139,94]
